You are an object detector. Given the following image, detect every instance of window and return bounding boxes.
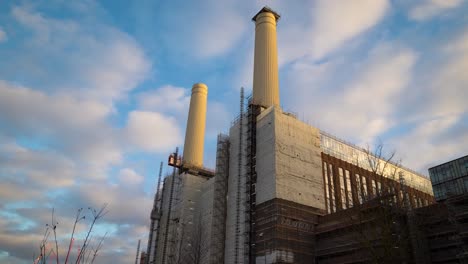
[345,171,352,207]
[339,168,346,208]
[362,177,368,199]
[372,180,377,197]
[324,163,330,213]
[356,174,362,204]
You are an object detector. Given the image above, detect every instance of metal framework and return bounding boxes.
[161,148,179,264]
[146,162,164,264]
[245,97,261,263]
[209,134,230,263]
[135,239,141,264]
[234,87,244,263]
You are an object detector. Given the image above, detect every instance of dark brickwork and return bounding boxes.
[255,198,325,263]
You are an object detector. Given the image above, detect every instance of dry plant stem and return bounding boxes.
[76,247,83,264]
[51,208,60,264]
[90,232,107,264]
[40,226,50,264]
[84,235,94,264]
[65,208,84,264]
[75,204,108,264]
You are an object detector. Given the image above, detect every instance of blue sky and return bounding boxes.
[0,0,467,263]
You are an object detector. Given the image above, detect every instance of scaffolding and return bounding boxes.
[234,87,245,263]
[399,172,422,262]
[161,147,179,264]
[446,194,468,263]
[135,239,141,264]
[209,134,230,263]
[245,96,261,263]
[147,162,164,264]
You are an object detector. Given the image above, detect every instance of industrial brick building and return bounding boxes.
[143,7,468,264]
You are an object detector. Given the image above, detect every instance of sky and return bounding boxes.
[0,0,467,263]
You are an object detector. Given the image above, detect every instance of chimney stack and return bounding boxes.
[183,83,208,168]
[252,7,281,108]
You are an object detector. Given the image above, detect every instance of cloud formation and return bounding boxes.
[0,3,175,262]
[125,111,182,153]
[409,0,464,21]
[311,0,390,59]
[283,44,417,145]
[9,5,151,103]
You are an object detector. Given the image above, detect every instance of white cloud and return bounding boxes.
[391,115,466,173]
[0,27,7,43]
[137,85,190,114]
[310,0,390,59]
[63,178,153,225]
[157,0,250,59]
[118,168,144,185]
[430,31,468,116]
[10,5,151,103]
[0,81,121,176]
[0,4,164,264]
[388,30,468,172]
[125,111,183,152]
[284,44,416,144]
[334,47,416,142]
[193,1,248,58]
[409,0,464,21]
[136,84,229,143]
[12,5,79,44]
[0,142,75,191]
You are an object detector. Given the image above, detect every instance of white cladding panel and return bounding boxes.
[256,107,326,210]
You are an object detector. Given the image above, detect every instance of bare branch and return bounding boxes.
[50,208,60,264]
[90,232,107,264]
[65,208,85,264]
[75,203,108,264]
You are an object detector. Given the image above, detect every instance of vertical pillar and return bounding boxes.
[252,7,280,108]
[183,83,208,167]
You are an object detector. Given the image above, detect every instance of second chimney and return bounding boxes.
[252,7,281,108]
[183,83,208,168]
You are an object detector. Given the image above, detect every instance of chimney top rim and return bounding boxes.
[252,6,280,22]
[192,83,208,90]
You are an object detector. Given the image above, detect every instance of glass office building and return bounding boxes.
[429,155,468,201]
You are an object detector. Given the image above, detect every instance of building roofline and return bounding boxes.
[320,130,429,179]
[428,155,468,170]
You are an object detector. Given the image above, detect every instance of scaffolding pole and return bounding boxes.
[210,134,230,263]
[446,195,468,263]
[245,97,260,263]
[234,87,245,263]
[135,239,141,264]
[161,147,179,264]
[147,162,164,264]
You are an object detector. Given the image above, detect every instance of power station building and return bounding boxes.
[145,7,441,264]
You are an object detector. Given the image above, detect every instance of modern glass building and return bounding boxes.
[429,155,468,201]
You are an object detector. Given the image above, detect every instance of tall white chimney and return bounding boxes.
[252,7,281,108]
[183,83,208,168]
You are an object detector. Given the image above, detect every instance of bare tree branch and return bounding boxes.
[75,203,108,264]
[65,208,85,264]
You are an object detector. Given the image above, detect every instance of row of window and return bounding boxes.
[321,135,433,194]
[323,161,430,214]
[429,156,468,184]
[433,177,468,201]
